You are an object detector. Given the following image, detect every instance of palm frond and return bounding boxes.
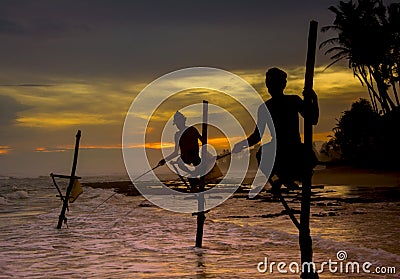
[323,56,347,70]
[354,71,366,86]
[324,46,349,56]
[319,37,341,49]
[321,25,343,32]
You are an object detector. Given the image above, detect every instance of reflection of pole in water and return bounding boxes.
[195,249,206,279]
[195,100,208,248]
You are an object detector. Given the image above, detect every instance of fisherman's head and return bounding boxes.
[265,67,287,96]
[173,111,186,129]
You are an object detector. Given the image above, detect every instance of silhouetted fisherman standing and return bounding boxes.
[233,67,319,194]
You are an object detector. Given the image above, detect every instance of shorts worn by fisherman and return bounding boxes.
[256,142,318,194]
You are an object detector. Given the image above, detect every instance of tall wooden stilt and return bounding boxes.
[57,130,81,229]
[300,20,319,279]
[195,100,208,248]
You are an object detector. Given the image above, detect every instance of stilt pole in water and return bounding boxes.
[300,20,318,279]
[57,130,81,229]
[195,100,208,248]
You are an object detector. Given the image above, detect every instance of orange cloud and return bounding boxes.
[300,131,333,142]
[126,136,240,150]
[313,132,334,142]
[79,144,122,149]
[125,142,175,149]
[0,146,12,155]
[34,147,66,152]
[35,144,123,152]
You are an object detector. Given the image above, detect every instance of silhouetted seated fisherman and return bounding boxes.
[159,111,204,192]
[233,67,319,194]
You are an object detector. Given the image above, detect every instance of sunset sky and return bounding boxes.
[0,0,386,176]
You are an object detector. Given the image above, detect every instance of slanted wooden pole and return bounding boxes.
[195,100,208,247]
[57,130,81,229]
[300,20,318,278]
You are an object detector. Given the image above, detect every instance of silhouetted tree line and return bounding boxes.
[320,0,400,115]
[321,98,400,168]
[320,0,400,169]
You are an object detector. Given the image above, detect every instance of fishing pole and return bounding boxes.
[89,162,162,213]
[216,152,231,160]
[91,152,231,213]
[131,163,163,182]
[170,161,190,190]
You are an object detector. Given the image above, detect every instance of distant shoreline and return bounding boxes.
[81,166,400,197]
[313,166,400,187]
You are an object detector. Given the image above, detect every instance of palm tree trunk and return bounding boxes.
[369,65,396,112]
[366,70,379,113]
[356,66,387,113]
[391,80,400,106]
[367,88,379,114]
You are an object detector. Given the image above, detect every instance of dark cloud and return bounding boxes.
[0,95,30,126]
[0,17,90,37]
[0,18,24,34]
[0,0,341,80]
[0,1,332,26]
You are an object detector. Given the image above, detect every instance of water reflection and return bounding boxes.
[195,247,207,279]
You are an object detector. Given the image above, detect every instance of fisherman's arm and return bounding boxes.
[159,133,180,165]
[232,104,265,153]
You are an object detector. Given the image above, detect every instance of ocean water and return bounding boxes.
[0,176,399,278]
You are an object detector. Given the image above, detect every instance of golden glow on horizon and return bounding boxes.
[34,147,66,153]
[301,131,333,142]
[127,137,233,150]
[32,136,235,153]
[0,146,12,155]
[31,130,331,154]
[207,137,233,148]
[35,144,124,151]
[124,142,175,149]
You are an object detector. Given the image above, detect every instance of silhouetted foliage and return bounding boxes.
[321,0,400,114]
[321,98,400,168]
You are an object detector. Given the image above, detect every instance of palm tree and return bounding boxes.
[323,98,381,165]
[387,3,400,106]
[320,0,399,114]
